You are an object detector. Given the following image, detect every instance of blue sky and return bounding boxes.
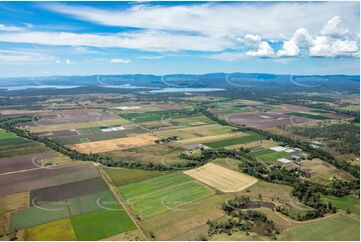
[0,1,359,77]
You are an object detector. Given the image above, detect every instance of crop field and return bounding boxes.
[287,112,332,120]
[177,132,248,145]
[23,218,77,241]
[70,205,135,241]
[203,132,264,148]
[104,167,168,186]
[140,194,229,240]
[27,118,130,133]
[105,143,189,165]
[0,129,33,147]
[0,163,99,196]
[11,190,116,230]
[118,173,214,219]
[0,152,57,174]
[154,124,235,140]
[120,109,192,123]
[70,134,158,153]
[184,163,257,192]
[278,215,360,241]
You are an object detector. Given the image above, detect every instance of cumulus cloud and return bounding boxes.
[246,41,275,58]
[277,28,313,57]
[110,58,130,64]
[309,37,359,57]
[321,16,349,36]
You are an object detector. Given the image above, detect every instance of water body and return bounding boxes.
[142,87,225,93]
[0,85,81,91]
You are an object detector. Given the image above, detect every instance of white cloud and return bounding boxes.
[209,52,244,61]
[0,24,23,32]
[321,16,349,36]
[110,58,130,64]
[246,41,274,58]
[309,37,359,57]
[244,34,261,43]
[0,30,235,52]
[277,28,312,57]
[43,2,359,39]
[0,50,55,63]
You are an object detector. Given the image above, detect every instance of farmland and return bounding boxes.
[0,81,358,241]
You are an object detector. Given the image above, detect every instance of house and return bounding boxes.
[277,158,292,164]
[186,143,208,150]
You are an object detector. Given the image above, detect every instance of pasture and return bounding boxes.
[184,163,257,192]
[321,195,359,217]
[250,149,275,157]
[203,132,264,148]
[257,151,290,162]
[104,167,168,186]
[177,132,248,145]
[117,173,214,219]
[278,215,360,241]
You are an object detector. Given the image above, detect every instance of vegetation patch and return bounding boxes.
[23,218,77,241]
[257,151,290,162]
[287,112,332,120]
[118,173,214,219]
[204,132,264,148]
[70,205,135,241]
[250,149,275,157]
[278,215,360,241]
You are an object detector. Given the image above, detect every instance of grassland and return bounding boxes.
[321,195,360,217]
[257,151,290,162]
[120,109,192,123]
[104,167,168,186]
[28,118,129,133]
[23,218,77,241]
[177,132,248,145]
[70,205,135,241]
[250,149,275,157]
[118,173,214,219]
[287,112,331,120]
[278,215,360,241]
[204,132,264,148]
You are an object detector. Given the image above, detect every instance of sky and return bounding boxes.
[0,1,359,77]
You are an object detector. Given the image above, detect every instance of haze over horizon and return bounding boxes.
[0,1,359,77]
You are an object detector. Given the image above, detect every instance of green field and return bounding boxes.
[321,195,360,217]
[70,205,135,240]
[0,130,32,146]
[118,173,214,219]
[11,190,115,230]
[249,149,275,157]
[204,132,264,148]
[120,109,192,123]
[287,112,331,120]
[309,109,332,114]
[257,151,290,162]
[104,167,168,186]
[278,215,360,241]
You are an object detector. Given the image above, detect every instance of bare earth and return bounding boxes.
[70,134,159,153]
[184,163,258,192]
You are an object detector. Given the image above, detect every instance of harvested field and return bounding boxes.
[184,163,257,192]
[30,177,108,204]
[0,192,29,215]
[70,134,158,153]
[0,152,57,174]
[302,159,354,184]
[23,218,77,241]
[0,143,48,158]
[118,173,214,219]
[25,109,118,127]
[105,143,189,165]
[0,163,99,196]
